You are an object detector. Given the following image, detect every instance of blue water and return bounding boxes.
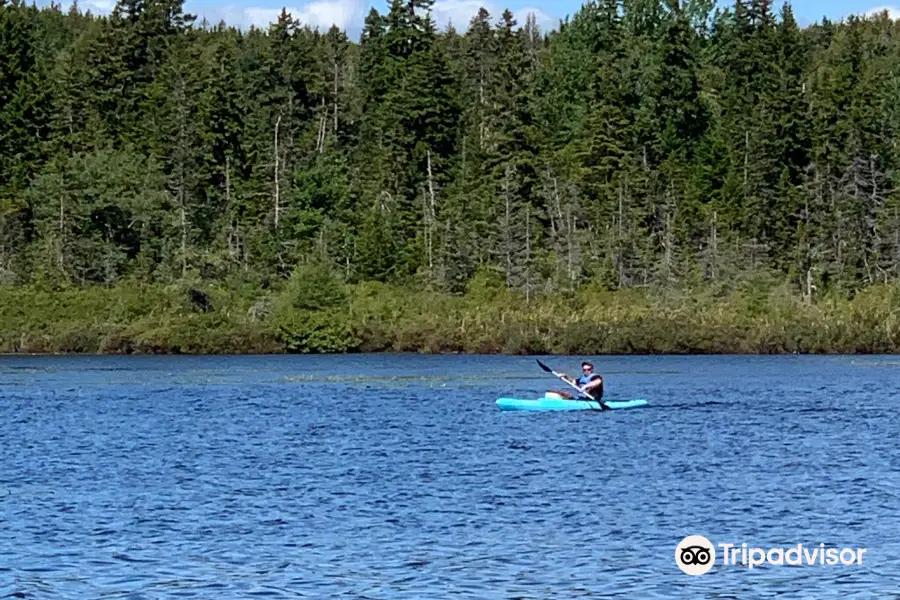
[1,354,899,598]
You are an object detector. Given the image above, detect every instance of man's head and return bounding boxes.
[581,361,594,374]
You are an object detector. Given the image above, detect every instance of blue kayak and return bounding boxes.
[496,394,648,412]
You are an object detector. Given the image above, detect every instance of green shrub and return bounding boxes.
[275,310,359,353]
[6,277,900,355]
[279,263,348,311]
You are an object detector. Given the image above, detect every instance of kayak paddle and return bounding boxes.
[535,359,609,411]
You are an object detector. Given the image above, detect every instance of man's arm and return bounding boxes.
[582,375,603,394]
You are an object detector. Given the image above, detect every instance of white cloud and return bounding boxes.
[863,5,900,19]
[83,0,116,12]
[204,0,558,34]
[513,5,556,31]
[65,0,368,30]
[431,0,556,33]
[204,0,367,30]
[242,0,365,29]
[59,0,116,15]
[59,0,559,35]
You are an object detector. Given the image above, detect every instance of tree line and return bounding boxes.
[2,0,899,303]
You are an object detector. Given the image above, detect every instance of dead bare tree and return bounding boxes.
[274,114,282,230]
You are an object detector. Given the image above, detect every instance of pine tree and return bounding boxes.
[27,147,170,284]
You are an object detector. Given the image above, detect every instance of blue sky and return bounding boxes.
[66,0,900,35]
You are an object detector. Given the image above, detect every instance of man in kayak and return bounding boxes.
[564,361,604,400]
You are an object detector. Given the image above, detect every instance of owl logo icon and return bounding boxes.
[675,535,716,575]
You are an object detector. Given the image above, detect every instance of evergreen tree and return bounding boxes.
[0,0,899,304]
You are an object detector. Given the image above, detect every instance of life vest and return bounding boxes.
[577,373,600,387]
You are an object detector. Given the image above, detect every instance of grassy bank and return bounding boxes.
[2,269,900,355]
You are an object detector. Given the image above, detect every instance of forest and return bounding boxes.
[2,0,900,354]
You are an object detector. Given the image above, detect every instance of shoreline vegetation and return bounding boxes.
[2,266,900,355]
[4,1,900,355]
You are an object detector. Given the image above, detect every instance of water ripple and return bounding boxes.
[1,354,898,598]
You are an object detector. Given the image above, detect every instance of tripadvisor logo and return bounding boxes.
[676,535,716,575]
[675,535,868,575]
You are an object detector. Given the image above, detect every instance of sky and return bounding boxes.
[59,0,900,37]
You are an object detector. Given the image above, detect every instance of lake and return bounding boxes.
[1,354,898,598]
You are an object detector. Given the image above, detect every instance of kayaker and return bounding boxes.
[563,361,603,400]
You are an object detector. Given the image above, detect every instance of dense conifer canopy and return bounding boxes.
[1,0,898,300]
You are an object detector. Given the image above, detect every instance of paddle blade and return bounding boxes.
[535,359,553,373]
